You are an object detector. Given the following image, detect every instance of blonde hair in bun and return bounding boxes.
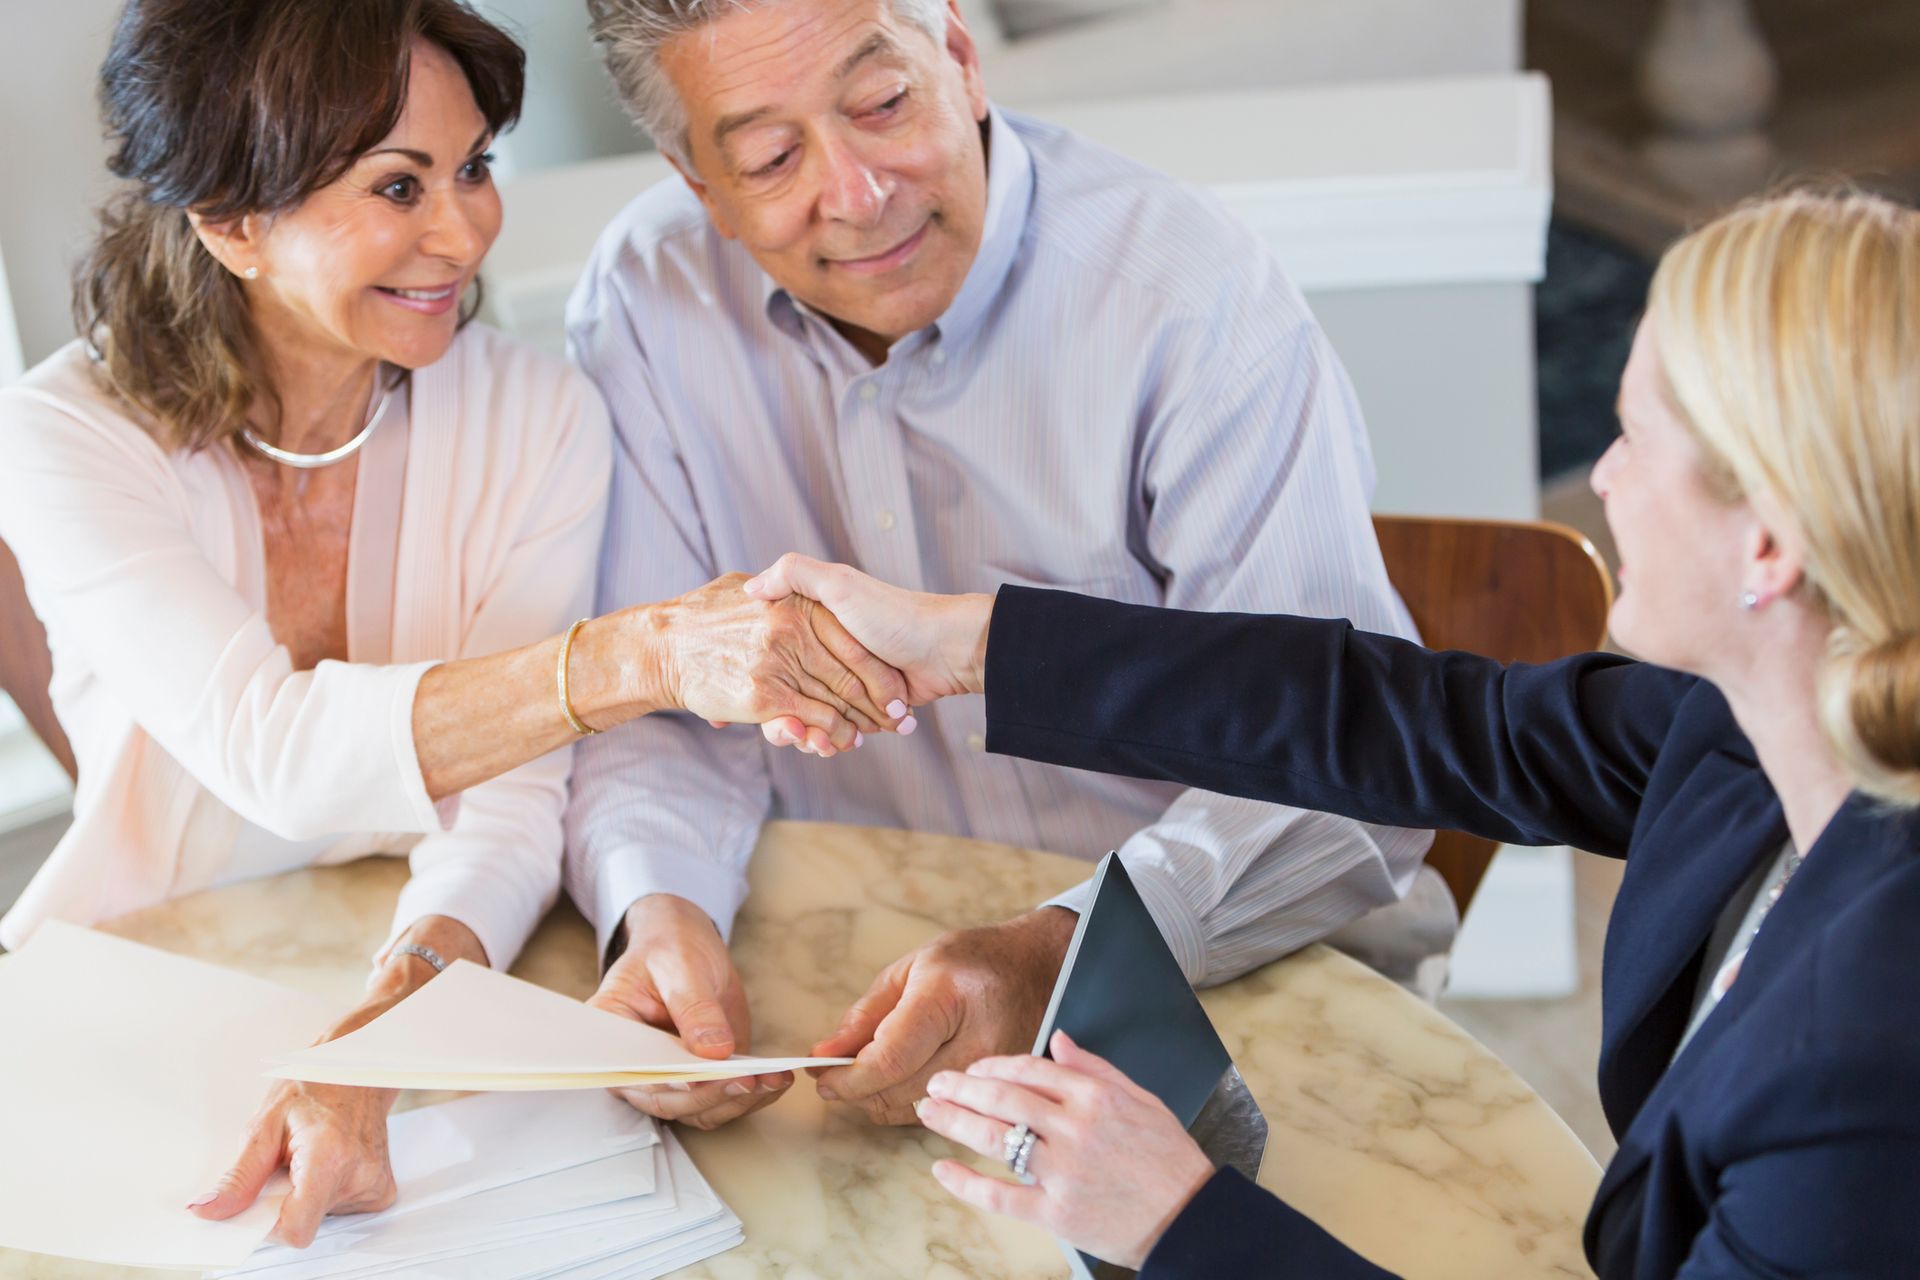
[1648,189,1920,806]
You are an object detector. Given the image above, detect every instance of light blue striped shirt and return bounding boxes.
[563,107,1433,985]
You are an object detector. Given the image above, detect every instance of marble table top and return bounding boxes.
[3,821,1601,1279]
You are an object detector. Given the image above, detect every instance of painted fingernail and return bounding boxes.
[913,1097,931,1121]
[725,1080,753,1097]
[898,715,918,736]
[187,1193,217,1209]
[886,699,908,719]
[854,732,865,748]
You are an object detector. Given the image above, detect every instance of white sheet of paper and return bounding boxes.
[374,1090,658,1219]
[393,1131,741,1280]
[220,1131,739,1280]
[240,1089,661,1272]
[0,922,341,1269]
[223,1147,672,1280]
[267,960,849,1087]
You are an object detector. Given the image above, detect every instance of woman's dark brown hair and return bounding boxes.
[74,0,525,452]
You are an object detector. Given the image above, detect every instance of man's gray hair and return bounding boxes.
[587,0,952,169]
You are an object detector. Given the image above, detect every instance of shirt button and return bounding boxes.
[965,731,987,753]
[876,509,897,531]
[859,383,879,402]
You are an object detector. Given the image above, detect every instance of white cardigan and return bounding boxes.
[0,326,612,965]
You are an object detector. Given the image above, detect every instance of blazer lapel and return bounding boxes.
[1596,749,1787,1133]
[1586,791,1916,1268]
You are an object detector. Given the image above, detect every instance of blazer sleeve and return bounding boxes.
[983,587,1694,858]
[1143,1169,1400,1279]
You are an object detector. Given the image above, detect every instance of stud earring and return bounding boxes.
[1739,591,1760,611]
[243,267,259,280]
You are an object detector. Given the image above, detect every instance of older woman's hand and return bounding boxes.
[658,572,913,756]
[915,1030,1217,1270]
[188,1006,401,1246]
[189,1073,398,1247]
[740,555,992,750]
[188,918,484,1247]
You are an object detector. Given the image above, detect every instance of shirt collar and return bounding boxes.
[762,104,1034,353]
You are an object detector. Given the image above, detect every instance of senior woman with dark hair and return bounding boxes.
[0,0,907,1248]
[744,190,1920,1276]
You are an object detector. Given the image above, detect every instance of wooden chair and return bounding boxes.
[0,538,76,781]
[1371,513,1614,917]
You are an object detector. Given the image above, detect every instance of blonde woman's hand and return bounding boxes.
[915,1031,1216,1270]
[741,555,992,749]
[656,572,912,756]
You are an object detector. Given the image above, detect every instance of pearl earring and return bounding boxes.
[1739,591,1760,611]
[243,267,259,280]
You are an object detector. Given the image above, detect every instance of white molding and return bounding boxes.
[0,234,24,383]
[486,73,1553,351]
[1029,74,1553,292]
[1446,845,1580,999]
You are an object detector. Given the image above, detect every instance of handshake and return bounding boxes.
[662,555,997,759]
[592,557,1072,1139]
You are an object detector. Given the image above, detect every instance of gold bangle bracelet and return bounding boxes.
[557,617,600,736]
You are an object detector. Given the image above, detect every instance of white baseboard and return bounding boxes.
[1446,844,1580,999]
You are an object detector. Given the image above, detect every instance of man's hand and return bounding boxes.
[589,894,793,1130]
[808,907,1078,1125]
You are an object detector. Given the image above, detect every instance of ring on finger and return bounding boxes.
[1002,1122,1039,1180]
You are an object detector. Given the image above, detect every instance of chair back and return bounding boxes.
[0,539,76,780]
[1371,514,1614,914]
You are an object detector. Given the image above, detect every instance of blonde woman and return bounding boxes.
[742,190,1920,1275]
[0,0,905,1248]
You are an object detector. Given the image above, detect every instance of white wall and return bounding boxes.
[0,237,24,382]
[473,0,645,178]
[0,1,653,368]
[0,0,120,369]
[1313,282,1540,520]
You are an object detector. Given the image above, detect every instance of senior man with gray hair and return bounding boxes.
[565,0,1455,1132]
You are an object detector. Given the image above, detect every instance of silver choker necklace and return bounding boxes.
[240,372,403,470]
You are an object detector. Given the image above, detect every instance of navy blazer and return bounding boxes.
[983,587,1920,1278]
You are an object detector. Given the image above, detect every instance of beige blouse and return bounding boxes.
[0,326,613,967]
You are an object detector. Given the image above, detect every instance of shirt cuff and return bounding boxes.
[1040,854,1208,986]
[390,661,461,833]
[587,844,751,966]
[381,862,551,974]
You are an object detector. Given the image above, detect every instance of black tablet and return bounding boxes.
[1031,853,1270,1279]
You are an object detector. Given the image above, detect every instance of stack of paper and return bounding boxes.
[0,921,340,1270]
[0,925,770,1276]
[267,959,850,1090]
[216,1091,742,1280]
